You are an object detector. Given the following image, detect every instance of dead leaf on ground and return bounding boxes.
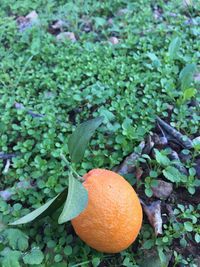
[0,152,19,160]
[3,159,11,174]
[16,11,39,31]
[114,141,145,175]
[152,180,173,200]
[194,73,200,82]
[157,116,193,149]
[143,135,154,154]
[153,6,163,20]
[0,189,13,201]
[152,133,168,149]
[79,18,93,33]
[169,150,188,175]
[166,204,177,222]
[56,32,76,42]
[0,181,34,201]
[52,20,69,30]
[194,158,200,179]
[107,18,113,25]
[109,37,119,45]
[141,199,163,235]
[116,8,129,16]
[14,102,44,118]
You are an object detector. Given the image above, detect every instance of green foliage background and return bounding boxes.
[0,0,200,266]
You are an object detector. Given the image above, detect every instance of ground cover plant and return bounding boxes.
[0,0,200,266]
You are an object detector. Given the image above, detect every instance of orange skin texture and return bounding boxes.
[71,169,143,253]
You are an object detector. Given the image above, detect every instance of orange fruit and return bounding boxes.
[71,169,143,253]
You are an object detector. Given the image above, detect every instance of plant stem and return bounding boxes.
[60,154,84,182]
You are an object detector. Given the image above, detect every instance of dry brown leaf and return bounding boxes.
[152,133,168,149]
[17,11,39,31]
[115,141,145,175]
[0,189,13,201]
[152,180,173,200]
[194,73,200,82]
[107,18,113,25]
[26,11,38,21]
[169,150,188,175]
[52,20,68,30]
[141,199,163,235]
[56,32,76,42]
[0,181,34,201]
[3,159,11,174]
[153,7,163,20]
[143,135,154,154]
[109,37,119,45]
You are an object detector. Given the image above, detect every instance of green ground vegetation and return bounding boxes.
[0,0,200,266]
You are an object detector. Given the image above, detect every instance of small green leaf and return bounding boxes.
[58,174,88,224]
[195,233,200,243]
[162,236,169,243]
[92,257,101,267]
[1,249,21,267]
[9,188,68,225]
[3,229,28,251]
[168,37,181,59]
[180,237,187,248]
[94,17,107,27]
[154,149,170,166]
[179,64,196,90]
[163,166,185,183]
[64,245,72,256]
[145,188,153,198]
[183,88,197,101]
[23,247,44,265]
[184,221,193,232]
[157,247,168,265]
[147,52,161,67]
[143,239,154,250]
[54,254,63,263]
[68,116,103,163]
[188,186,195,195]
[193,137,200,151]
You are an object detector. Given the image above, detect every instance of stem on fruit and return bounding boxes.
[60,154,84,182]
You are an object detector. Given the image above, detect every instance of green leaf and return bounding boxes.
[193,137,200,151]
[92,257,101,267]
[179,64,196,90]
[68,116,103,163]
[1,249,21,267]
[3,229,28,251]
[180,237,187,248]
[183,88,197,101]
[195,233,200,243]
[58,174,88,224]
[154,149,170,166]
[147,52,161,67]
[184,221,193,232]
[139,248,171,267]
[145,188,153,198]
[94,17,107,27]
[143,239,154,250]
[163,166,185,183]
[9,188,68,225]
[168,37,181,59]
[64,245,72,256]
[23,247,44,265]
